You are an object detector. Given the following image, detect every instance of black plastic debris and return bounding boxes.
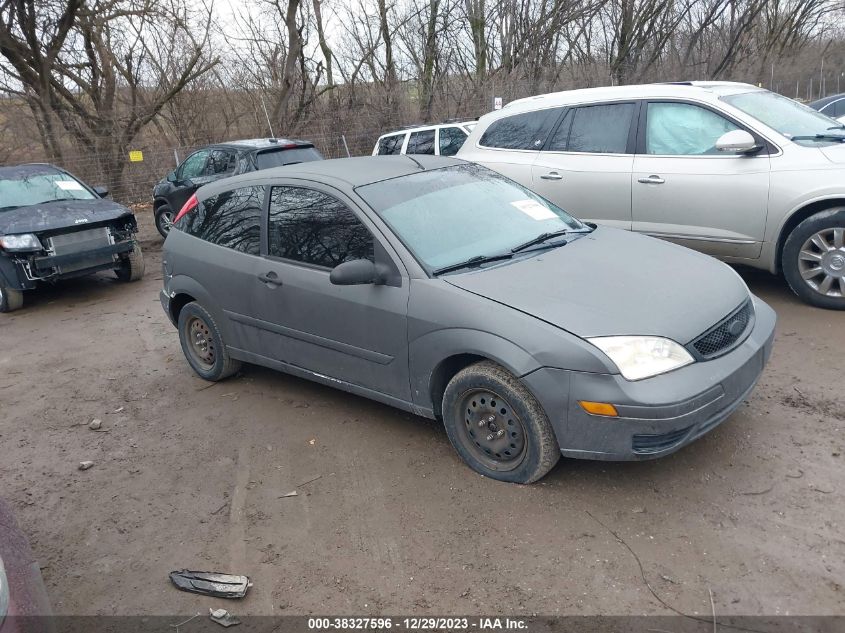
[169,570,252,599]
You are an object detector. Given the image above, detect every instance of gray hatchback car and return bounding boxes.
[161,156,776,483]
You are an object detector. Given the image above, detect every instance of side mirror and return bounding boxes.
[93,185,109,198]
[330,259,380,286]
[715,130,759,154]
[166,170,177,183]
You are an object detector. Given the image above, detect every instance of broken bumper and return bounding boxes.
[31,242,133,276]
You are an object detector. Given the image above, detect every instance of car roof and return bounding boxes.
[379,121,475,138]
[808,94,845,109]
[211,138,314,151]
[197,155,465,198]
[500,81,763,114]
[0,163,63,179]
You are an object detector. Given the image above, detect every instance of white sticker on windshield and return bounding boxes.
[56,180,85,191]
[511,199,557,221]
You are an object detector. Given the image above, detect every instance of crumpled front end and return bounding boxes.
[3,216,138,288]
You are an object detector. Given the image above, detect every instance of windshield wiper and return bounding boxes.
[432,252,514,275]
[511,229,570,253]
[828,124,845,130]
[789,133,845,141]
[0,205,21,212]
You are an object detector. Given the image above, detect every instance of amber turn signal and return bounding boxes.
[578,401,619,417]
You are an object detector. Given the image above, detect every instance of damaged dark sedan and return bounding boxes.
[0,164,144,312]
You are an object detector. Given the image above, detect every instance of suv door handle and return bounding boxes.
[540,172,563,180]
[638,175,665,184]
[258,271,281,286]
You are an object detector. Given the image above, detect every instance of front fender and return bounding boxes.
[409,328,541,411]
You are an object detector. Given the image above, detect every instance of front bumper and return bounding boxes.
[31,241,133,276]
[522,295,776,461]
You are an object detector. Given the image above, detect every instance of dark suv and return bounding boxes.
[151,138,323,237]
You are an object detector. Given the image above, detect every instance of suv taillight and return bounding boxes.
[173,194,198,224]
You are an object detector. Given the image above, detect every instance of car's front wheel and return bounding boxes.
[115,244,145,282]
[0,281,23,313]
[783,208,845,310]
[177,301,241,381]
[155,205,174,238]
[442,361,560,483]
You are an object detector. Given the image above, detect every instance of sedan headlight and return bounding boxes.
[0,233,42,252]
[588,335,694,381]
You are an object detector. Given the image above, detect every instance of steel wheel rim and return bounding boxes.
[798,227,845,298]
[186,316,215,369]
[456,389,527,472]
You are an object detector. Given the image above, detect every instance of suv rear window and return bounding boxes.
[256,147,323,169]
[378,134,405,155]
[407,130,435,155]
[479,109,561,150]
[547,103,634,153]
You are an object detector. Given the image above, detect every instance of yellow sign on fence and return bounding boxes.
[128,150,144,162]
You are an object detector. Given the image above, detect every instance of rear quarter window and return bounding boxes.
[479,108,561,150]
[182,186,264,255]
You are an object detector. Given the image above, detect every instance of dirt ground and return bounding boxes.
[0,208,843,618]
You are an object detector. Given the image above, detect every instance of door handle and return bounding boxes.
[638,175,665,184]
[540,172,563,181]
[258,271,281,286]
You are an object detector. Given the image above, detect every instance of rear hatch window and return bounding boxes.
[256,146,323,169]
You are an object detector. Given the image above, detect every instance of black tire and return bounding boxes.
[115,244,145,282]
[442,360,560,483]
[0,281,23,313]
[782,208,845,310]
[155,205,174,238]
[177,301,241,381]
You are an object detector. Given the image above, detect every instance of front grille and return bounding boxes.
[45,227,114,273]
[689,300,754,360]
[632,426,692,454]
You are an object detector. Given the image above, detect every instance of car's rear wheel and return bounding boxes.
[0,281,23,313]
[177,301,241,381]
[155,205,174,238]
[115,244,145,282]
[783,208,845,310]
[441,361,560,483]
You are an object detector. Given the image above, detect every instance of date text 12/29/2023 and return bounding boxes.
[307,617,529,630]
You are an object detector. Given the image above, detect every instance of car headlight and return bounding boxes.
[0,233,42,252]
[0,555,9,623]
[588,335,694,381]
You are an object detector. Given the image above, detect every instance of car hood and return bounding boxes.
[444,227,749,343]
[0,198,133,235]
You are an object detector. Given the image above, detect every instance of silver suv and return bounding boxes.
[458,81,845,309]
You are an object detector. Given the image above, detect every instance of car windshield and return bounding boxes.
[722,90,844,145]
[256,147,323,169]
[0,172,95,211]
[356,163,586,272]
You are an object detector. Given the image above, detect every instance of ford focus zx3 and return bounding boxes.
[161,155,776,483]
